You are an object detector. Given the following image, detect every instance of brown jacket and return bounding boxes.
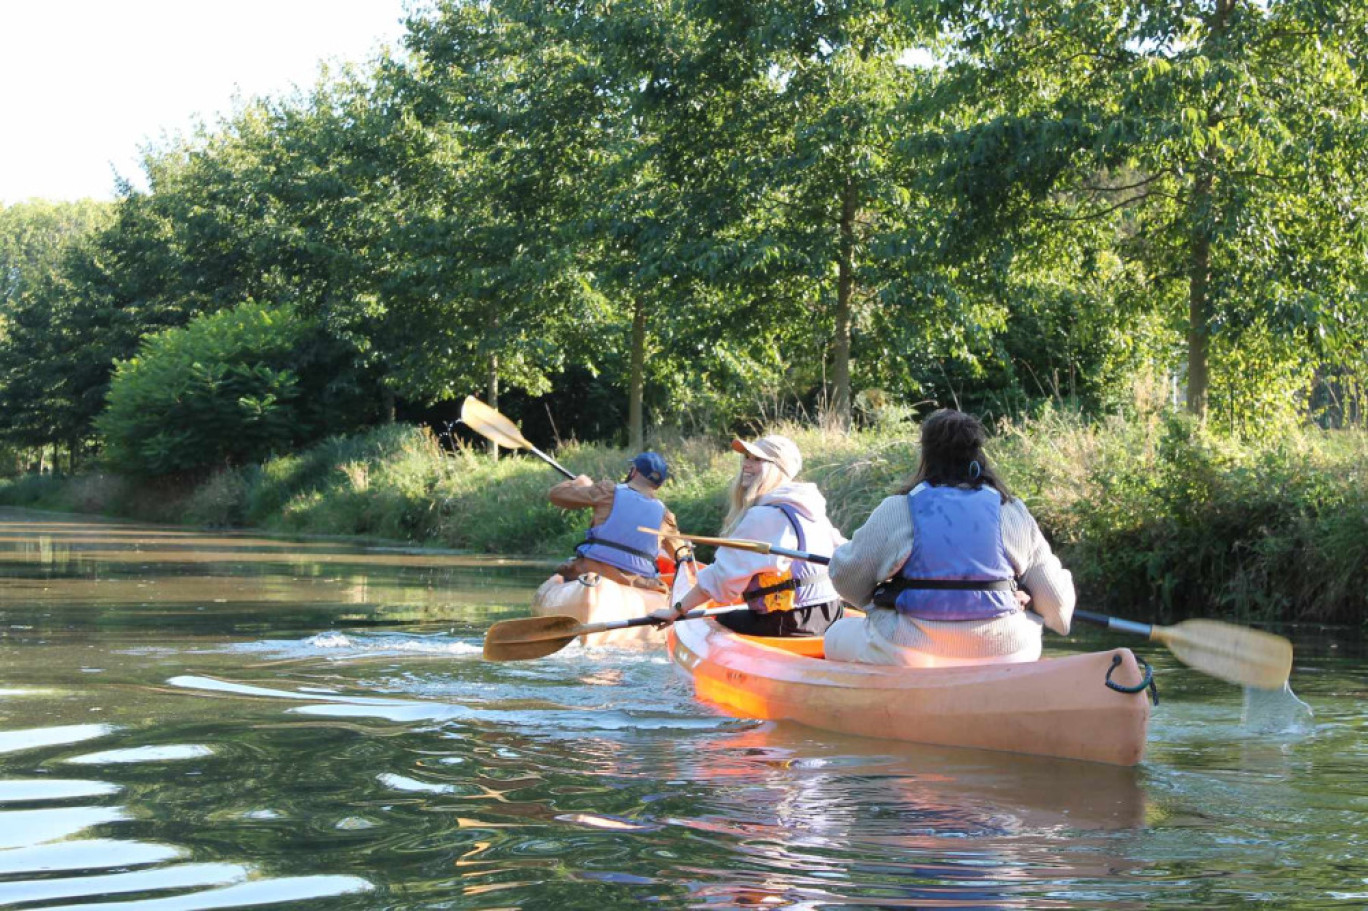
[549,478,686,587]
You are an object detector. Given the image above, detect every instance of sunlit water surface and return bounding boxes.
[1,508,1365,909]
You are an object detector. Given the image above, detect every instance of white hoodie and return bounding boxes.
[694,481,848,604]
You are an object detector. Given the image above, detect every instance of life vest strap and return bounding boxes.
[872,578,1016,608]
[584,536,657,561]
[746,577,800,599]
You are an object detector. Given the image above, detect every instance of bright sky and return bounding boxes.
[0,0,413,205]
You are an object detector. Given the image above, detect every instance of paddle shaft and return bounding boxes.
[497,605,738,646]
[531,446,575,480]
[1073,610,1154,638]
[650,530,830,565]
[1073,609,1293,689]
[665,545,1237,645]
[578,604,736,635]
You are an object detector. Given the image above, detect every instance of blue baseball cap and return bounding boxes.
[630,451,669,487]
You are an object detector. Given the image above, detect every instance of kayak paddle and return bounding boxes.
[649,529,1294,689]
[483,605,737,661]
[1073,611,1292,690]
[460,395,574,479]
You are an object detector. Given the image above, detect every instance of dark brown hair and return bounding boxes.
[896,409,1014,502]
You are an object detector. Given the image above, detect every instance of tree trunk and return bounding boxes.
[1187,0,1235,422]
[382,387,396,424]
[1186,180,1212,420]
[628,297,646,452]
[832,178,858,432]
[487,355,499,461]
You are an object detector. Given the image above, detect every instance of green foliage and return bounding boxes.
[2,0,1366,463]
[0,473,70,509]
[97,301,376,477]
[926,0,1368,423]
[0,471,135,516]
[0,199,116,451]
[997,411,1368,624]
[184,468,252,527]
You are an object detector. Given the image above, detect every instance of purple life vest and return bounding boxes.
[575,484,665,577]
[890,484,1018,621]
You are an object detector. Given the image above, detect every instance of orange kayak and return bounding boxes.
[668,618,1152,766]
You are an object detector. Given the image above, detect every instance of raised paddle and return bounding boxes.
[483,605,738,662]
[460,395,575,479]
[644,528,1294,689]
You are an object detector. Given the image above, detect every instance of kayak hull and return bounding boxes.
[668,618,1151,766]
[531,573,667,648]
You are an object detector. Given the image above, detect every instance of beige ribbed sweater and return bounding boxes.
[826,492,1075,662]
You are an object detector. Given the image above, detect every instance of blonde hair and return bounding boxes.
[720,458,786,535]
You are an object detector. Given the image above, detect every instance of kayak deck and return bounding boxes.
[531,573,668,648]
[669,618,1151,766]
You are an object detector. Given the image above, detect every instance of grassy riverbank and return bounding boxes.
[3,412,1365,626]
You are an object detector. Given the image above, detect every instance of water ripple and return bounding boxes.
[0,725,115,756]
[0,779,121,803]
[65,745,215,765]
[34,875,372,911]
[0,838,184,875]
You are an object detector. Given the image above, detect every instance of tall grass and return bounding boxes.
[2,413,1364,625]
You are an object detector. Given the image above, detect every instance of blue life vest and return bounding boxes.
[576,484,666,578]
[890,484,1018,621]
[742,503,839,613]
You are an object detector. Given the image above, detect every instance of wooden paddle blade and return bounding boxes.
[1153,619,1293,689]
[483,614,586,661]
[460,396,532,450]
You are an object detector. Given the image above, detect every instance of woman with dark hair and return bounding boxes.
[824,409,1074,666]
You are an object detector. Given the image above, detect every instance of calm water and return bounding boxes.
[1,508,1365,910]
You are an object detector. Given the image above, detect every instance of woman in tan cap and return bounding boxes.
[824,409,1075,666]
[650,433,846,636]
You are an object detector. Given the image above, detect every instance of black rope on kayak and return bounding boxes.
[1105,653,1159,705]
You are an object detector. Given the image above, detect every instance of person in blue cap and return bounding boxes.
[549,451,685,592]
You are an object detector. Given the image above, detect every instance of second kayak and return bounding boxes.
[668,617,1152,766]
[530,572,669,648]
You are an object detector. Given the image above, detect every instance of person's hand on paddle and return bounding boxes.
[571,474,593,487]
[648,602,688,629]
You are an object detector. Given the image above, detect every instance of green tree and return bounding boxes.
[929,0,1368,423]
[0,199,114,463]
[0,199,110,307]
[388,1,610,435]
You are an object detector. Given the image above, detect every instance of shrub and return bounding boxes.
[97,301,378,477]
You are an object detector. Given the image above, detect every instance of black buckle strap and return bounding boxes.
[898,578,1017,591]
[747,577,799,599]
[582,536,656,561]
